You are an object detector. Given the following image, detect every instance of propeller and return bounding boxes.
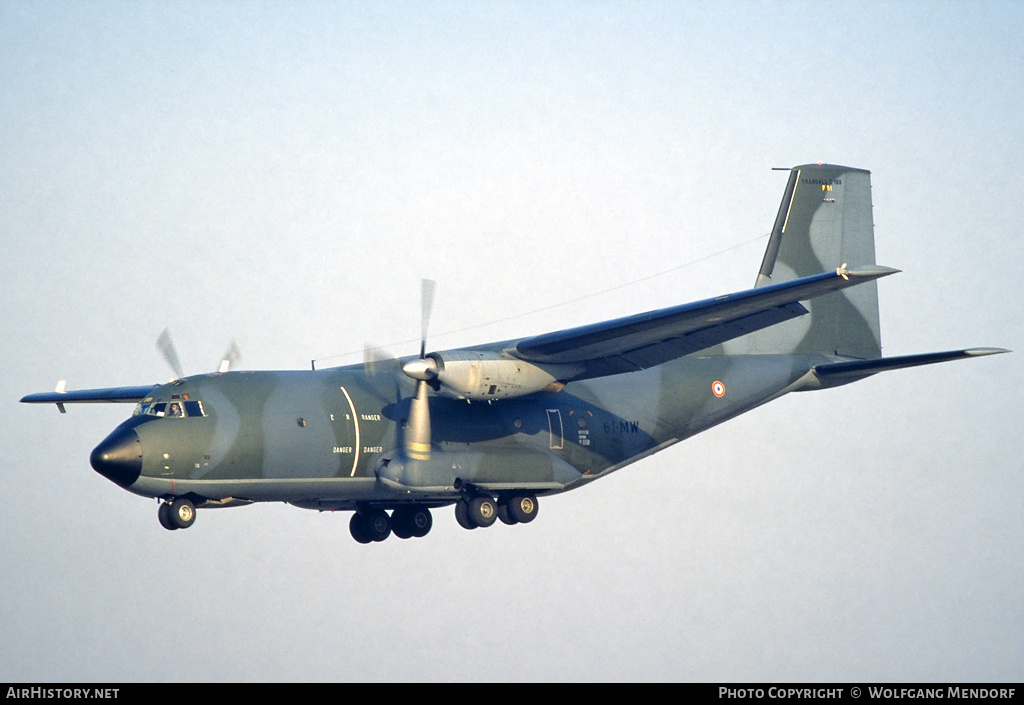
[419,279,435,358]
[363,343,399,377]
[402,279,437,461]
[219,340,241,373]
[157,328,242,378]
[157,328,185,380]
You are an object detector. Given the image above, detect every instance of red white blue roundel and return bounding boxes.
[712,380,725,397]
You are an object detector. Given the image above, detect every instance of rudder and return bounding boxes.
[748,164,881,359]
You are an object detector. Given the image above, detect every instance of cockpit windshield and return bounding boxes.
[133,399,205,418]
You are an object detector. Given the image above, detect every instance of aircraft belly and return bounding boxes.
[130,475,381,503]
[378,448,580,494]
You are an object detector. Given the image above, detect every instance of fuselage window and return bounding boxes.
[133,400,205,418]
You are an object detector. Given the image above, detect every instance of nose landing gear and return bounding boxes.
[158,497,196,531]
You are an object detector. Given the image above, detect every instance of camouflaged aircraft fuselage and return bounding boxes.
[108,351,835,507]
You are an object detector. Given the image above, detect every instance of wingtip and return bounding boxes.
[964,347,1011,356]
[847,264,901,277]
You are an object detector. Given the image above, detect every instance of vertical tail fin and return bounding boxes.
[747,164,881,359]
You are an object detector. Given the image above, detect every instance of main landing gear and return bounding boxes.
[345,492,539,543]
[455,492,538,531]
[349,505,433,544]
[158,497,196,531]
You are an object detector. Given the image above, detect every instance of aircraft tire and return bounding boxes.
[497,502,517,525]
[391,509,414,539]
[349,513,372,544]
[508,494,538,524]
[168,498,196,529]
[454,500,476,530]
[409,506,432,537]
[158,502,177,531]
[468,496,498,528]
[366,509,392,542]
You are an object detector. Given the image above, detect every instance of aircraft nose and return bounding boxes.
[90,427,142,488]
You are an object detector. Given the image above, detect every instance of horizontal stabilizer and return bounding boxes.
[813,348,1009,383]
[515,265,897,376]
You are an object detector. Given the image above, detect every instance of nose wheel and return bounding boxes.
[158,498,196,530]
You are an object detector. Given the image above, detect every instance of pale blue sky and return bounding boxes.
[3,1,1021,681]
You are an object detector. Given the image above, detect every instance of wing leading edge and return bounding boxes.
[21,385,157,413]
[17,266,904,409]
[514,265,898,377]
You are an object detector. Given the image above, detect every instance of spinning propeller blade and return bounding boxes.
[220,340,241,373]
[363,343,399,377]
[404,279,437,461]
[156,328,185,380]
[420,278,435,359]
[158,329,242,377]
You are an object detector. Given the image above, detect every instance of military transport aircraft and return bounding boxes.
[22,164,1007,543]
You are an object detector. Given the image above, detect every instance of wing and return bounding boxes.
[21,385,157,413]
[514,265,898,377]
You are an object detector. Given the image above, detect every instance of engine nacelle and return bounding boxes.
[426,351,578,400]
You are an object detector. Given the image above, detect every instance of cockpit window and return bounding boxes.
[132,400,205,418]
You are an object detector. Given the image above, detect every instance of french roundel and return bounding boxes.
[712,380,725,397]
